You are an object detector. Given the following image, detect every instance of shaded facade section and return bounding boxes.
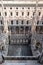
[7,44,32,56]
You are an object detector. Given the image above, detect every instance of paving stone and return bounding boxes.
[1,60,41,65]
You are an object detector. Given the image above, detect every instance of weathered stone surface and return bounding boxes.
[1,60,41,65]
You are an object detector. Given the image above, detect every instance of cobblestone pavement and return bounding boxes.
[1,60,41,65]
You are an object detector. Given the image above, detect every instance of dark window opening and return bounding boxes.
[37,20,39,24]
[22,12,24,16]
[11,20,13,24]
[16,20,18,24]
[1,20,3,24]
[33,12,35,16]
[16,26,19,34]
[16,12,18,16]
[20,26,24,34]
[0,12,1,16]
[27,20,29,24]
[27,12,29,16]
[21,20,23,24]
[10,12,13,16]
[26,27,28,30]
[42,21,43,24]
[39,12,41,16]
[5,12,7,16]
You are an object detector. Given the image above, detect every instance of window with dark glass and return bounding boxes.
[1,20,2,24]
[25,27,28,30]
[39,12,41,16]
[16,12,18,16]
[37,20,39,24]
[16,20,18,24]
[11,20,13,24]
[27,12,29,16]
[21,26,24,30]
[22,12,24,16]
[21,20,23,24]
[27,20,29,24]
[42,21,43,24]
[5,12,7,16]
[10,12,13,16]
[0,12,1,16]
[33,12,35,16]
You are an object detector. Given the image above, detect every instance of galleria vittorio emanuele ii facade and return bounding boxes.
[0,0,43,65]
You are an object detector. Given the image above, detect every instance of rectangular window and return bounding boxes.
[0,12,1,16]
[16,20,18,24]
[39,12,41,16]
[16,12,18,16]
[33,12,35,16]
[21,20,23,24]
[11,20,13,24]
[37,21,39,24]
[42,21,43,24]
[5,12,7,16]
[10,12,13,16]
[22,12,24,16]
[27,12,29,16]
[1,20,2,24]
[27,20,29,24]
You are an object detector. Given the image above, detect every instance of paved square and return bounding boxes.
[1,60,41,65]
